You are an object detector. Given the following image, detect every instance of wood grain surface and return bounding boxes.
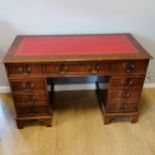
[0,89,155,155]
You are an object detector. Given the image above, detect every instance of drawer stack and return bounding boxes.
[6,63,51,128]
[104,60,148,124]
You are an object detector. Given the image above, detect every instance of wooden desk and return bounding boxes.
[3,34,152,129]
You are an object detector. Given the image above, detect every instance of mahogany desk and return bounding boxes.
[3,34,152,129]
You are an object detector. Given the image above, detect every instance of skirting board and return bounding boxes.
[0,83,155,93]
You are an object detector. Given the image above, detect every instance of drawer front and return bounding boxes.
[109,77,145,88]
[45,62,111,75]
[108,89,141,101]
[14,93,47,105]
[46,63,79,74]
[6,64,44,76]
[10,79,46,92]
[16,105,49,116]
[106,101,138,113]
[112,61,148,74]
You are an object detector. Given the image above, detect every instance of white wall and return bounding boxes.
[0,0,155,87]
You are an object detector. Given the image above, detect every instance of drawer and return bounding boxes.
[112,61,148,74]
[16,105,49,116]
[13,93,48,105]
[10,79,46,92]
[6,64,44,76]
[45,62,111,75]
[108,89,141,101]
[106,101,138,113]
[109,77,145,88]
[46,63,80,74]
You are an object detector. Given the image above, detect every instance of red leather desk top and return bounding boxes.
[15,35,139,57]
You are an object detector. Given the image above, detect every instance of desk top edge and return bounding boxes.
[3,33,153,63]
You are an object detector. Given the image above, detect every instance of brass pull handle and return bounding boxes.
[88,64,101,73]
[18,67,24,73]
[22,83,34,91]
[120,103,128,112]
[125,80,133,87]
[29,96,36,102]
[128,80,133,86]
[95,64,101,72]
[30,83,35,90]
[58,65,68,74]
[29,107,37,114]
[130,64,135,69]
[18,65,32,74]
[123,93,130,99]
[22,83,26,89]
[31,96,36,101]
[88,65,97,73]
[124,104,128,109]
[27,66,32,73]
[88,65,93,72]
[64,65,68,71]
[123,63,135,73]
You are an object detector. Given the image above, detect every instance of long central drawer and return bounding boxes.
[45,62,112,75]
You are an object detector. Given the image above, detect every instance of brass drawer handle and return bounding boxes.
[31,96,36,101]
[64,66,68,71]
[29,107,38,114]
[88,65,93,72]
[27,66,32,73]
[58,65,68,74]
[18,65,32,74]
[88,65,97,73]
[128,80,133,86]
[22,83,26,89]
[95,64,101,72]
[18,67,24,73]
[122,93,130,99]
[30,83,35,90]
[88,64,101,73]
[124,80,133,87]
[22,82,35,91]
[120,103,128,112]
[29,96,36,102]
[123,63,135,73]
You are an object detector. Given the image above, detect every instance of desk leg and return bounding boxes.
[50,82,54,116]
[104,113,138,125]
[16,117,52,129]
[40,118,52,127]
[104,115,113,124]
[131,115,138,123]
[16,120,27,129]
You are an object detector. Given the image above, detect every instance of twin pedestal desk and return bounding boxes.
[3,34,152,129]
